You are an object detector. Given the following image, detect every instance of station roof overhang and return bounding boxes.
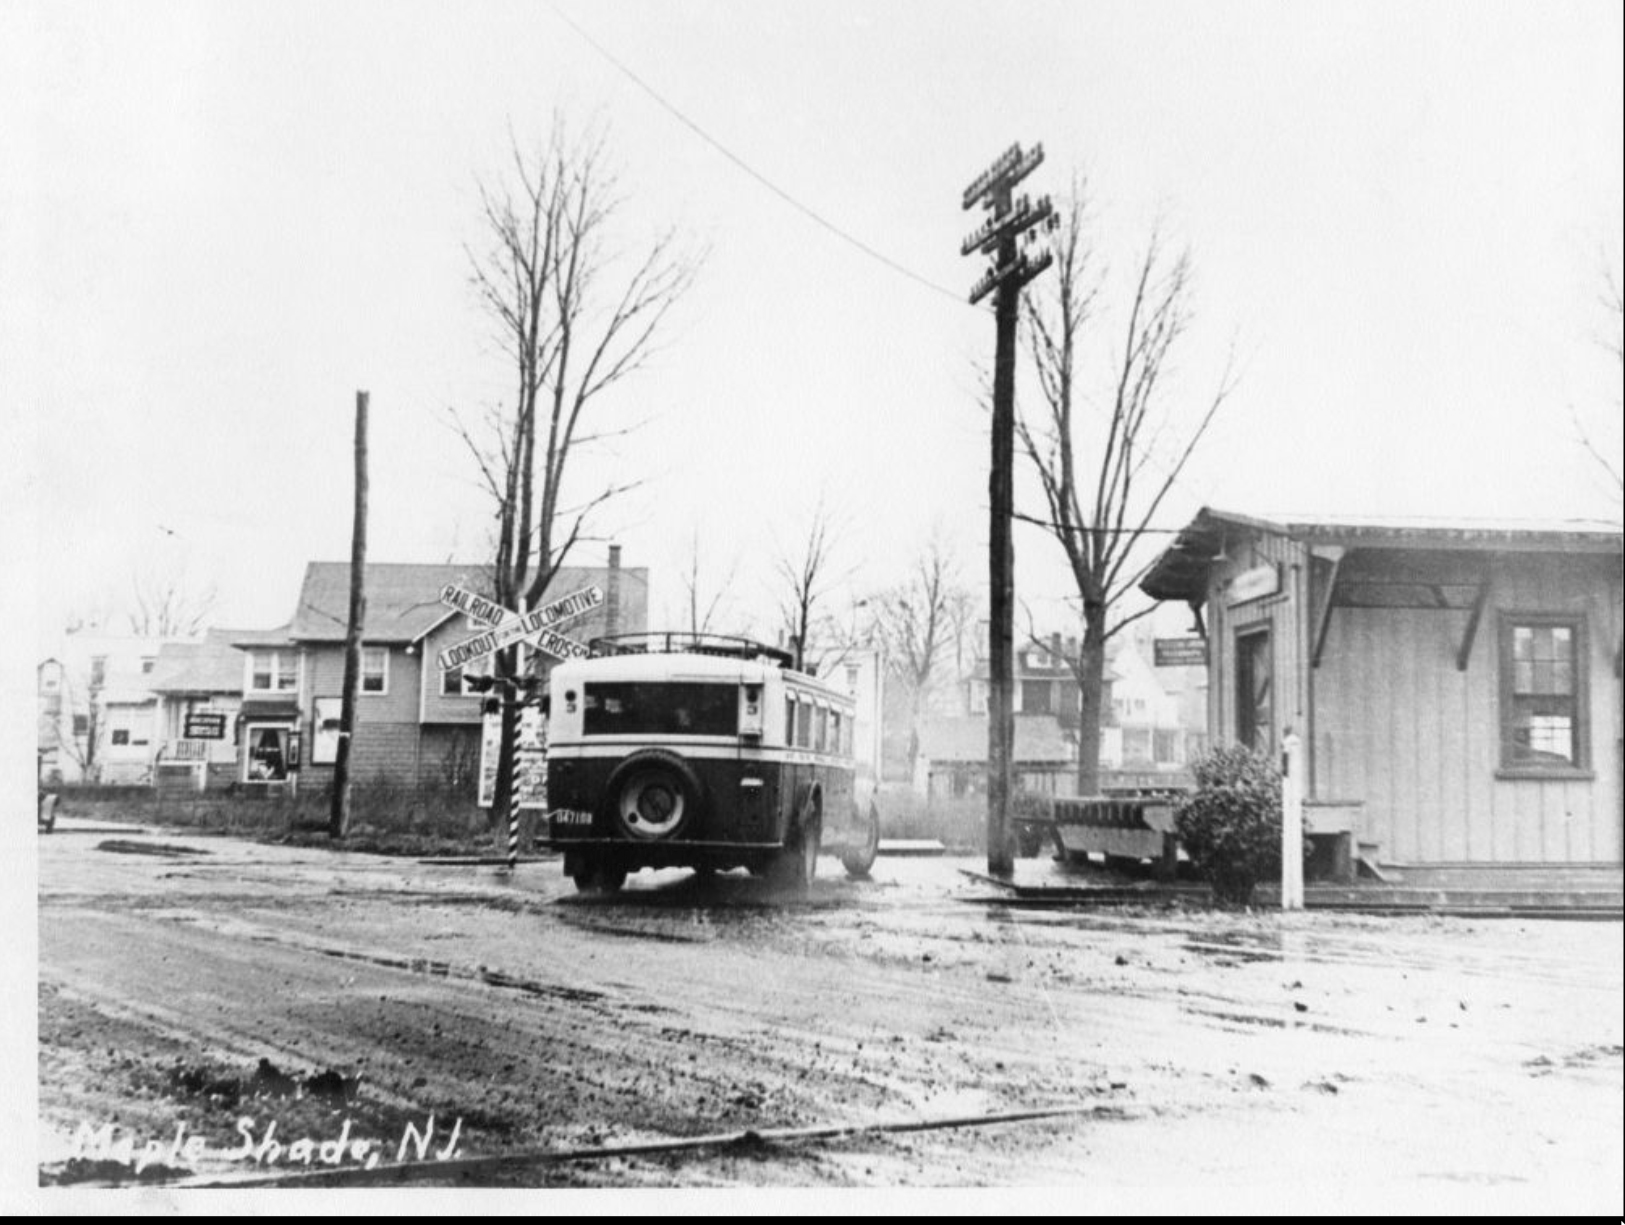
[1139,507,1624,606]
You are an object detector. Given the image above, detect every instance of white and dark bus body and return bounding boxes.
[543,634,880,892]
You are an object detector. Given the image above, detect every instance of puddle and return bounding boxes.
[96,840,211,858]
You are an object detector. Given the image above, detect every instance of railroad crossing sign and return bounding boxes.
[436,583,602,671]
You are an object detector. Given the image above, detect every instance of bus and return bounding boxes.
[543,633,880,894]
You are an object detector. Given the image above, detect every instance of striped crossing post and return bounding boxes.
[505,793,520,871]
[1281,732,1304,910]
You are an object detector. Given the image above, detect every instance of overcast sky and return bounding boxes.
[8,0,1623,644]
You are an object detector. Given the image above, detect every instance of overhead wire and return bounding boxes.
[546,2,972,308]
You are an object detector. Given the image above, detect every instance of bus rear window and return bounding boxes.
[582,682,739,737]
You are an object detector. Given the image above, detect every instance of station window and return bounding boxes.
[1500,615,1588,772]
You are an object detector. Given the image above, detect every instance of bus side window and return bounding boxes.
[785,695,796,746]
[797,699,812,749]
[831,710,842,757]
[815,707,827,754]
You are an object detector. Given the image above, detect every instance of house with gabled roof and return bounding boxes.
[250,548,647,793]
[147,627,288,791]
[1140,508,1623,873]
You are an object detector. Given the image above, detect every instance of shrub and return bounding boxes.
[1175,745,1304,906]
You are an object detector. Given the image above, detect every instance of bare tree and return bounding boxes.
[1017,181,1236,793]
[772,501,844,673]
[450,121,696,821]
[871,534,974,774]
[126,563,215,637]
[674,528,738,637]
[40,664,99,783]
[1570,262,1623,502]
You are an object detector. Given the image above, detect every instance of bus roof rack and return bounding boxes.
[588,632,796,668]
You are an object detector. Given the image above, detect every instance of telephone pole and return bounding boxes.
[330,389,369,838]
[961,143,1054,878]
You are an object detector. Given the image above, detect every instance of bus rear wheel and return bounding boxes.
[607,750,700,843]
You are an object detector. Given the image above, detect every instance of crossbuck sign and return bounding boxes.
[436,583,602,672]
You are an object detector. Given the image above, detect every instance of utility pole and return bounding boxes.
[330,390,369,838]
[962,143,1055,878]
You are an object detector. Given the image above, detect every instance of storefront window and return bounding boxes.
[247,727,290,781]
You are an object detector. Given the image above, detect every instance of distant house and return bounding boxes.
[1141,509,1624,868]
[831,647,885,785]
[1102,629,1206,774]
[956,632,1202,786]
[148,627,288,791]
[36,631,182,784]
[247,549,648,792]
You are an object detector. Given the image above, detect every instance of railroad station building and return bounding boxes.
[1140,509,1624,871]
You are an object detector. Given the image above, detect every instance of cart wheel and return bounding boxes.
[840,801,880,879]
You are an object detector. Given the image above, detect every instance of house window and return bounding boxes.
[1123,727,1152,765]
[1021,680,1054,714]
[1154,728,1179,765]
[141,657,156,674]
[72,714,89,736]
[111,729,130,746]
[1500,615,1587,771]
[442,665,472,696]
[362,648,389,694]
[250,651,298,693]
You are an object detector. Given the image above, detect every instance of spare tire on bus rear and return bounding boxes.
[606,749,703,842]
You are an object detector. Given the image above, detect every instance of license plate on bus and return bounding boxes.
[551,809,594,826]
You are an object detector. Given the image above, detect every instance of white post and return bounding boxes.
[1281,731,1304,911]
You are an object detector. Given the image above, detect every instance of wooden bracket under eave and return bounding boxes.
[1187,599,1207,640]
[1310,547,1345,669]
[1456,570,1493,671]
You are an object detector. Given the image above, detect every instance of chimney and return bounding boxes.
[605,544,622,639]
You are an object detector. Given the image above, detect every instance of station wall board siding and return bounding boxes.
[1312,555,1621,865]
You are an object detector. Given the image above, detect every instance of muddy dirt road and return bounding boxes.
[33,821,1624,1208]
